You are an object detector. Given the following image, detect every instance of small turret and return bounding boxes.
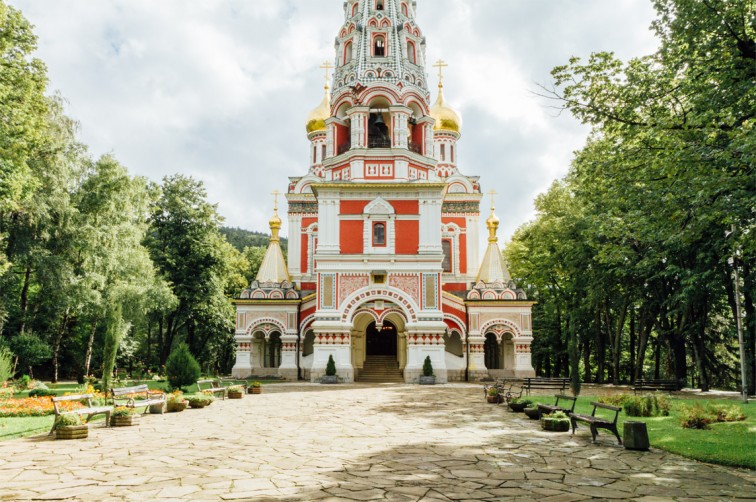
[256,191,291,284]
[476,192,511,284]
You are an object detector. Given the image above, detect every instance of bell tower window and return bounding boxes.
[407,40,416,64]
[374,36,386,57]
[376,0,384,11]
[373,222,386,246]
[401,3,409,16]
[440,144,446,161]
[344,41,353,64]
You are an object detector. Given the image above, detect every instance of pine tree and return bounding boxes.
[165,344,201,391]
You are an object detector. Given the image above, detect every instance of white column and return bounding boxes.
[317,191,340,254]
[466,215,479,283]
[288,214,302,279]
[348,107,369,149]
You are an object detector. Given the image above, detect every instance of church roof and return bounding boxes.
[256,199,291,284]
[476,199,511,284]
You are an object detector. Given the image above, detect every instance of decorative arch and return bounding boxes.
[444,313,467,333]
[245,318,287,339]
[365,196,395,215]
[300,314,316,334]
[479,318,522,341]
[380,18,391,28]
[341,286,420,324]
[377,308,408,327]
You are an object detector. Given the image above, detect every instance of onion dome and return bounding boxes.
[256,192,291,284]
[430,82,461,133]
[305,82,331,134]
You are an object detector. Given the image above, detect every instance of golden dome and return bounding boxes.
[305,84,331,134]
[430,84,461,133]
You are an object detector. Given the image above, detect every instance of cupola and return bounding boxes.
[305,81,331,134]
[430,83,461,133]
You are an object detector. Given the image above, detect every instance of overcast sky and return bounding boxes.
[10,0,659,251]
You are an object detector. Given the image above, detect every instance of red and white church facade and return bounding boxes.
[232,0,535,383]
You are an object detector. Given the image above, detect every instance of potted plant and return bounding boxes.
[111,407,140,427]
[418,356,435,385]
[248,381,262,394]
[166,391,188,412]
[54,413,88,440]
[187,395,214,409]
[486,387,501,404]
[541,410,571,432]
[227,385,244,399]
[508,397,533,412]
[321,355,339,384]
[524,405,541,420]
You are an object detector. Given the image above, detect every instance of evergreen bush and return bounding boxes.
[325,355,337,376]
[422,356,433,377]
[165,344,201,391]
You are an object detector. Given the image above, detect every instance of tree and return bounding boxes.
[165,343,200,391]
[325,355,337,377]
[9,332,50,378]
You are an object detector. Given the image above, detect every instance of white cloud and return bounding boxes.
[9,0,658,251]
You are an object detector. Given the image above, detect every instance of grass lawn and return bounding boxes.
[0,415,53,440]
[535,395,756,469]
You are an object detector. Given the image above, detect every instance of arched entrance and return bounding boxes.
[366,321,397,356]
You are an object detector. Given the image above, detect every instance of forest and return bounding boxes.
[0,1,272,384]
[505,0,755,393]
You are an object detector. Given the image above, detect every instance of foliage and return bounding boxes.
[227,385,244,393]
[186,395,214,407]
[487,386,499,396]
[325,355,337,377]
[166,390,186,404]
[249,381,261,388]
[112,406,136,417]
[9,333,51,375]
[680,404,714,430]
[165,344,201,391]
[546,411,569,420]
[422,356,433,377]
[510,397,534,406]
[0,396,81,417]
[509,0,756,391]
[53,412,82,429]
[0,346,12,383]
[220,227,287,254]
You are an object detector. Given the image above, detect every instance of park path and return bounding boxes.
[0,384,754,501]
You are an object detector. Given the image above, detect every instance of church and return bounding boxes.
[232,0,535,383]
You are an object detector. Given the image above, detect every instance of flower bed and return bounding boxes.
[0,397,82,417]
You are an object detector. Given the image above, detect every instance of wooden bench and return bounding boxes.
[537,394,577,418]
[570,402,622,444]
[197,379,227,399]
[523,377,569,395]
[50,394,114,435]
[111,384,166,414]
[633,378,680,394]
[483,380,523,404]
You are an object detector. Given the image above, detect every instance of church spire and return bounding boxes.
[256,191,291,284]
[476,191,512,284]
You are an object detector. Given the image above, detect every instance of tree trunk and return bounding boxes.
[583,337,592,383]
[595,306,605,384]
[18,263,31,335]
[554,306,563,377]
[743,262,755,394]
[51,310,70,384]
[83,320,98,377]
[654,333,661,380]
[629,308,636,384]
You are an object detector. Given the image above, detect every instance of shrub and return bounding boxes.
[165,344,201,391]
[680,404,713,430]
[707,404,746,423]
[325,355,337,377]
[228,385,244,393]
[28,388,56,398]
[250,381,262,388]
[187,395,214,407]
[54,412,82,429]
[9,333,51,377]
[598,393,670,417]
[547,410,569,420]
[422,356,433,377]
[487,387,499,396]
[511,397,534,406]
[0,346,13,384]
[167,390,186,405]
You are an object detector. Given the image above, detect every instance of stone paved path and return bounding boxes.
[0,384,754,500]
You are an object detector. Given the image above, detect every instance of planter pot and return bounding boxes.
[509,402,529,412]
[111,415,140,427]
[486,395,501,404]
[418,376,436,385]
[188,400,210,409]
[228,391,243,400]
[248,387,262,394]
[623,421,650,451]
[55,424,88,440]
[167,401,188,413]
[524,408,541,420]
[150,402,167,414]
[541,417,570,432]
[321,375,339,384]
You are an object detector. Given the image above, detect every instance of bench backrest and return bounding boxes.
[554,394,577,409]
[589,401,622,423]
[112,384,150,397]
[197,379,221,389]
[52,394,93,414]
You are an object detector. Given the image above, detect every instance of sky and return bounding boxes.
[10,0,659,251]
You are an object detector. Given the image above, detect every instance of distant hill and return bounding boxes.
[220,226,288,253]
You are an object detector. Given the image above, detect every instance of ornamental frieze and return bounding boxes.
[442,201,481,214]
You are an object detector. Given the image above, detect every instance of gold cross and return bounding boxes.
[433,59,448,84]
[320,60,334,88]
[272,190,281,212]
[488,189,497,211]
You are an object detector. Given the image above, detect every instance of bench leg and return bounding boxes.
[610,425,622,445]
[570,417,577,435]
[590,424,598,443]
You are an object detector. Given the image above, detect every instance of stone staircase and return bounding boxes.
[358,355,404,383]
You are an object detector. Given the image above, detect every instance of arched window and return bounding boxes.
[302,331,315,357]
[344,41,353,64]
[451,145,455,163]
[407,40,416,64]
[352,2,359,17]
[484,333,500,370]
[376,0,384,11]
[440,143,446,161]
[401,3,408,16]
[373,222,386,246]
[321,144,326,162]
[374,36,385,57]
[442,240,452,273]
[312,146,317,164]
